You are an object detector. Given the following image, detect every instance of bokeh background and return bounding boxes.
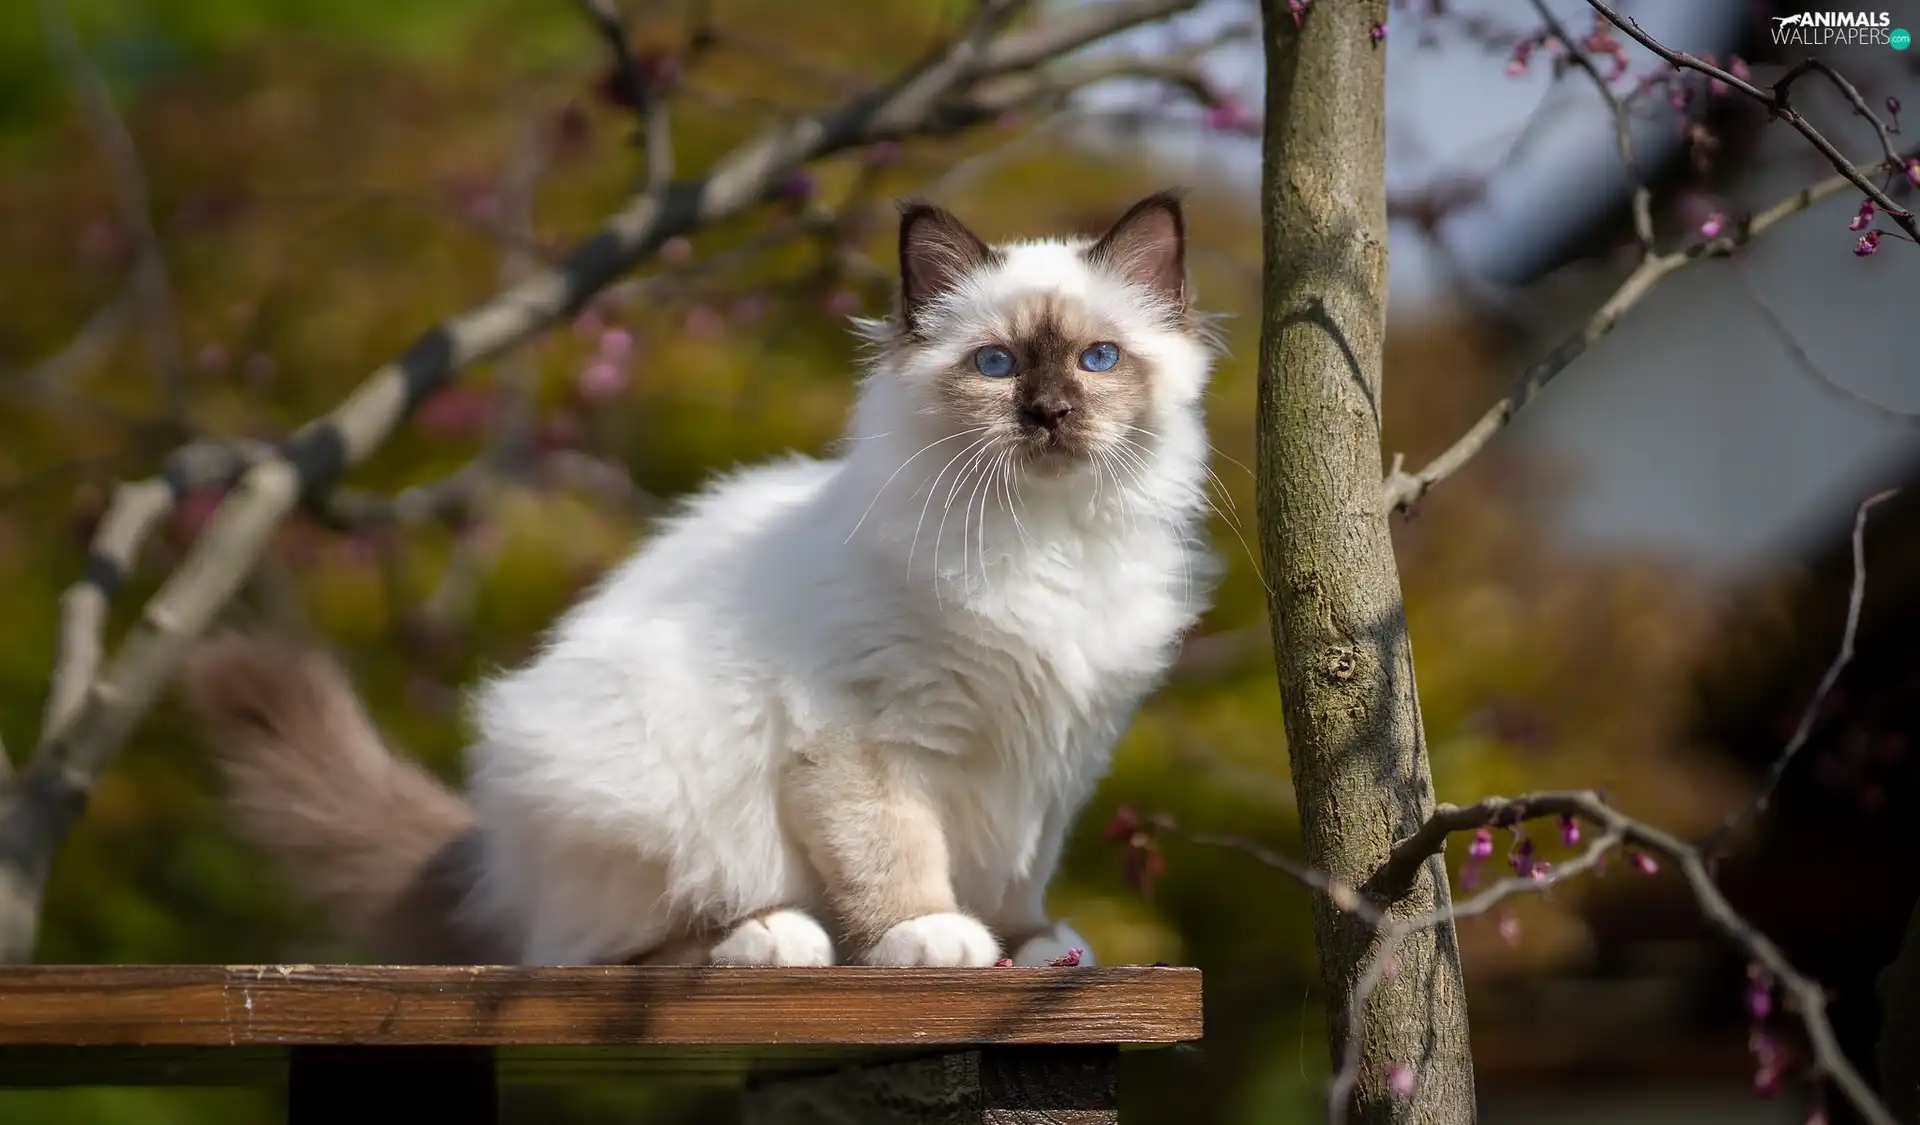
[1,0,1917,1122]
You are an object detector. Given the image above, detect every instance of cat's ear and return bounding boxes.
[1086,190,1187,310]
[897,199,995,334]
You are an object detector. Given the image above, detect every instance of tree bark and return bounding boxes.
[1255,2,1476,1121]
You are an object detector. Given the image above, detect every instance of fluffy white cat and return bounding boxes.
[186,190,1219,968]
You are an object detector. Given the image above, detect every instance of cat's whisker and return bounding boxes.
[910,435,994,591]
[933,439,1001,608]
[1102,442,1193,610]
[845,426,991,545]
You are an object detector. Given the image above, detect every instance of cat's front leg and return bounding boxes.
[994,804,1098,967]
[784,740,1002,967]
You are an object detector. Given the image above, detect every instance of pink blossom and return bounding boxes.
[1047,948,1085,967]
[1699,211,1727,239]
[1386,1064,1416,1099]
[777,170,818,201]
[598,327,634,360]
[1905,159,1920,189]
[1855,231,1883,257]
[414,387,494,438]
[1849,200,1876,231]
[1628,850,1659,875]
[1497,911,1521,946]
[1288,0,1311,27]
[1202,96,1254,133]
[577,359,628,402]
[825,289,862,318]
[1746,964,1775,1020]
[1467,828,1494,859]
[659,235,694,265]
[1369,21,1386,43]
[1508,837,1537,878]
[993,958,1015,967]
[1558,815,1580,847]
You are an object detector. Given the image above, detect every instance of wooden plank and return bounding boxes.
[0,966,1200,1048]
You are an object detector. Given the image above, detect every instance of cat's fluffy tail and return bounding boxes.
[181,634,502,963]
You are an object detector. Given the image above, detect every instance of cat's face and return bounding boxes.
[870,192,1209,475]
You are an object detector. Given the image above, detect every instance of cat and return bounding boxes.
[184,189,1220,968]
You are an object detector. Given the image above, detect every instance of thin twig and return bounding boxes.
[1702,488,1900,852]
[1380,146,1916,515]
[1731,262,1920,425]
[1353,790,1896,1125]
[1529,0,1652,251]
[1584,0,1917,241]
[36,0,187,419]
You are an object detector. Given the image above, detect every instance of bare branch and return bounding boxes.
[1584,0,1918,242]
[1528,0,1652,251]
[1702,488,1900,853]
[1732,262,1920,424]
[36,0,187,417]
[1381,146,1915,515]
[1356,790,1896,1125]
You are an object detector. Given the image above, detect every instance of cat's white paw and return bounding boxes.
[709,909,836,966]
[865,913,1001,967]
[1011,922,1097,967]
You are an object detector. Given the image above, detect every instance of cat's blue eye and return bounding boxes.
[973,346,1015,378]
[1079,342,1120,372]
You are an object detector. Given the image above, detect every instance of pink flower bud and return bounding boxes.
[1887,95,1902,116]
[1202,96,1252,133]
[1628,850,1659,875]
[1746,964,1775,1020]
[1369,21,1386,43]
[1558,815,1580,846]
[1699,211,1727,239]
[1046,948,1085,967]
[1906,159,1920,189]
[1508,837,1537,877]
[598,327,634,360]
[1855,230,1883,257]
[825,289,862,318]
[576,358,628,402]
[1386,1064,1416,1099]
[1849,200,1876,231]
[1467,827,1494,859]
[993,958,1014,967]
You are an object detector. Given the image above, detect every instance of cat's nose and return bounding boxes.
[1021,399,1074,431]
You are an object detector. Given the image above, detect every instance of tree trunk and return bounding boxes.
[1254,2,1476,1121]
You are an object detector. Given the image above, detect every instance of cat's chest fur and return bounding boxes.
[854,503,1202,784]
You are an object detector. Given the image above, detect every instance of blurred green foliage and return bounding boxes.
[0,1,1733,1121]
